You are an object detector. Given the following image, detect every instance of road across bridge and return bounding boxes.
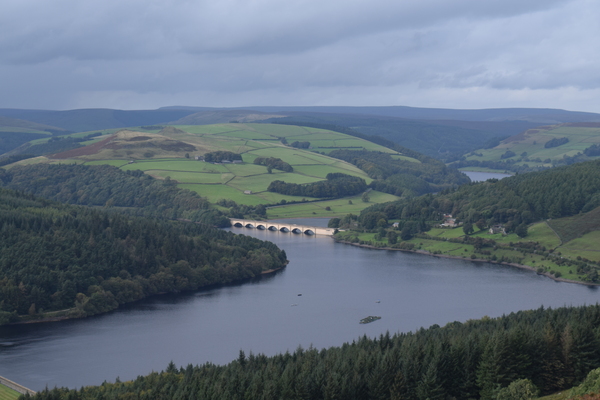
[230,219,335,236]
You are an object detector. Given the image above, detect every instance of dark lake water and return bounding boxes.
[1,220,599,391]
[462,170,512,182]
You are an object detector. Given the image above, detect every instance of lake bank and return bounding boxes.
[3,225,600,391]
[7,263,288,326]
[460,170,512,182]
[332,237,598,287]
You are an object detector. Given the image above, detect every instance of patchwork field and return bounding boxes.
[463,123,600,170]
[266,191,400,218]
[8,123,408,214]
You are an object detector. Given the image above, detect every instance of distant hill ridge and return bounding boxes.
[0,108,197,132]
[0,116,67,133]
[162,105,600,123]
[3,105,600,160]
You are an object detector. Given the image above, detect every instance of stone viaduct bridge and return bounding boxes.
[230,219,336,236]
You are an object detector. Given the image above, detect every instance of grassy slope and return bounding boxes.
[266,191,399,218]
[338,207,600,284]
[547,206,600,243]
[462,124,600,170]
[7,123,411,216]
[0,384,20,400]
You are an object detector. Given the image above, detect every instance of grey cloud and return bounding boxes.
[0,0,570,63]
[0,0,599,111]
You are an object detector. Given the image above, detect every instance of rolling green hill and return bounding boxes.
[5,105,600,160]
[3,123,470,218]
[5,124,408,216]
[455,123,600,173]
[265,114,539,159]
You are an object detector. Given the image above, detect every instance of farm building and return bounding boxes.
[489,225,506,235]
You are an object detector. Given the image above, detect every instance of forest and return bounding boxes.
[358,159,600,234]
[25,304,600,400]
[267,173,367,198]
[0,164,230,226]
[0,187,287,325]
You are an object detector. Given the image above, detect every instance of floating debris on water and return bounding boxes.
[360,316,381,324]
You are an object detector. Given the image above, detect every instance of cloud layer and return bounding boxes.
[1,0,599,111]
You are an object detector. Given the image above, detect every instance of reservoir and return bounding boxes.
[461,170,512,182]
[1,220,599,391]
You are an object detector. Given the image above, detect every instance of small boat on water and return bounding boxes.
[360,316,381,324]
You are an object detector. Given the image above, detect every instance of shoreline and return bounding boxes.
[8,263,288,326]
[332,238,598,287]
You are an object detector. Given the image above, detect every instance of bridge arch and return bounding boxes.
[229,219,335,236]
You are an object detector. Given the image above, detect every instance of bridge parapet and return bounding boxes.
[230,219,335,236]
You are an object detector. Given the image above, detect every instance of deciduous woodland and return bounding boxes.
[27,304,600,400]
[0,188,287,324]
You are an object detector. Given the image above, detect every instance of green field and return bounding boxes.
[557,231,600,262]
[83,159,131,167]
[5,123,418,216]
[220,163,266,176]
[266,191,400,218]
[547,206,600,244]
[464,124,600,170]
[337,214,599,284]
[0,384,20,400]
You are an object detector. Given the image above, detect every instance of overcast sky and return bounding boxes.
[1,0,599,112]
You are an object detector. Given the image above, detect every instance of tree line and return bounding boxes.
[26,304,600,399]
[267,173,367,198]
[203,151,242,163]
[253,156,293,172]
[290,141,310,149]
[0,187,287,325]
[545,137,569,148]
